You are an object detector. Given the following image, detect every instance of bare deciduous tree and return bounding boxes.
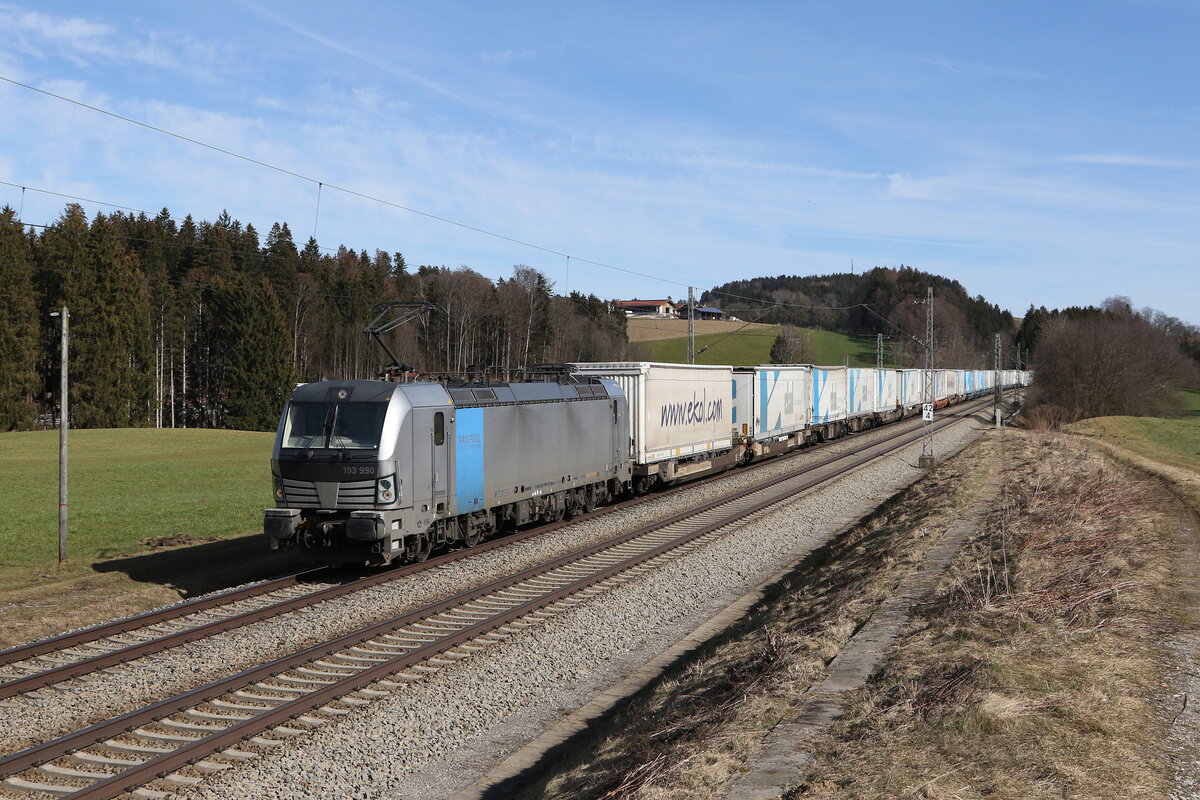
[770,325,814,364]
[1030,310,1197,423]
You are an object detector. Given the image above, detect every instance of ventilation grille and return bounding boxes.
[282,479,319,508]
[336,479,377,509]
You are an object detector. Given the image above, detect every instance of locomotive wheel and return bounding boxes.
[409,531,432,562]
[463,518,483,548]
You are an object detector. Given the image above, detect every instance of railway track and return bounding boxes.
[0,400,979,703]
[0,399,990,800]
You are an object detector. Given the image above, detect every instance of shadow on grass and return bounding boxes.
[93,534,312,597]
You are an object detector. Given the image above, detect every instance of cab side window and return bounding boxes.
[434,412,445,446]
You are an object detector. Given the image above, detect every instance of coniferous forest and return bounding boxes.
[0,204,627,432]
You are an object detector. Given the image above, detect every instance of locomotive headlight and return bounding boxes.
[376,476,396,504]
[273,475,284,501]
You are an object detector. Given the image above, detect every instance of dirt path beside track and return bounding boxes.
[495,429,1200,800]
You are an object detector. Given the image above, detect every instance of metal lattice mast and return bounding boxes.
[921,287,935,467]
[994,333,1003,427]
[876,333,883,370]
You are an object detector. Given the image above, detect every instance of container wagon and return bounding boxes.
[570,362,735,491]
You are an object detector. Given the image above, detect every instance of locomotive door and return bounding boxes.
[412,408,449,515]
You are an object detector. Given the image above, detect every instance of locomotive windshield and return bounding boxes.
[282,402,388,450]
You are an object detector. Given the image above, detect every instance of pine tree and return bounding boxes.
[0,207,40,429]
[264,222,299,297]
[35,205,93,426]
[220,276,294,430]
[69,212,153,427]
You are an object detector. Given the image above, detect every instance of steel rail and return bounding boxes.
[0,398,982,700]
[0,399,989,799]
[0,569,328,668]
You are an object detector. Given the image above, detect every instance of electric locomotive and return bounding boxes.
[264,375,630,566]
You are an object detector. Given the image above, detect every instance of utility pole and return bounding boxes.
[876,333,883,371]
[994,334,1003,429]
[687,286,696,365]
[920,287,935,468]
[50,306,69,563]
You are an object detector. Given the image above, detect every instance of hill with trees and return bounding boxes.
[703,266,1017,368]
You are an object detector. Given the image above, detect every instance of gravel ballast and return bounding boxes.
[0,411,957,754]
[159,410,995,800]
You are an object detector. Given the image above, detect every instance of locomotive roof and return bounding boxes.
[288,380,401,404]
[447,378,615,407]
[287,378,617,409]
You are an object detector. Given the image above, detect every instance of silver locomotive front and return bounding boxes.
[263,380,418,565]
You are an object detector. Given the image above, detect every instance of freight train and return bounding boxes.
[263,363,1029,566]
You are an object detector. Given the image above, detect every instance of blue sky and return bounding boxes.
[1,1,1196,322]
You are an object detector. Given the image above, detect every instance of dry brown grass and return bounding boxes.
[624,317,777,343]
[792,432,1176,799]
[508,438,1001,800]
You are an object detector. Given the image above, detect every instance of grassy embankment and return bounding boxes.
[512,415,1199,799]
[625,317,880,366]
[791,390,1200,798]
[794,433,1181,798]
[1065,387,1200,507]
[0,428,304,647]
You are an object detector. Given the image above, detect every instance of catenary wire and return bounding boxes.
[2,74,900,309]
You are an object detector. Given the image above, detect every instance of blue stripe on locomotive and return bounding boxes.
[454,407,485,513]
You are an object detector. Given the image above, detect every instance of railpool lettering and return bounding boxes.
[660,390,724,428]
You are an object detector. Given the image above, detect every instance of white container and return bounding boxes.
[899,369,924,407]
[847,368,876,417]
[812,366,848,425]
[877,369,900,412]
[736,365,813,442]
[571,362,733,464]
[937,369,958,399]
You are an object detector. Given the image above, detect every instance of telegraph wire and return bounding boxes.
[3,177,878,319]
[2,74,833,297]
[1,75,912,319]
[1,180,344,262]
[1,76,648,279]
[1,180,171,222]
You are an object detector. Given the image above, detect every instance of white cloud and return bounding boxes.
[1060,152,1198,168]
[886,173,954,200]
[917,55,1047,81]
[0,6,229,75]
[481,50,533,64]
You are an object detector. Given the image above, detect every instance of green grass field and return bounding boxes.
[1177,387,1200,415]
[635,325,882,366]
[0,428,275,578]
[803,327,881,366]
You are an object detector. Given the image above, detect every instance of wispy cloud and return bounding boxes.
[236,0,493,116]
[481,50,534,65]
[0,6,228,76]
[917,55,1047,81]
[1060,152,1198,168]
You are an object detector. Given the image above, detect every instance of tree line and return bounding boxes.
[0,204,626,432]
[1017,297,1199,424]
